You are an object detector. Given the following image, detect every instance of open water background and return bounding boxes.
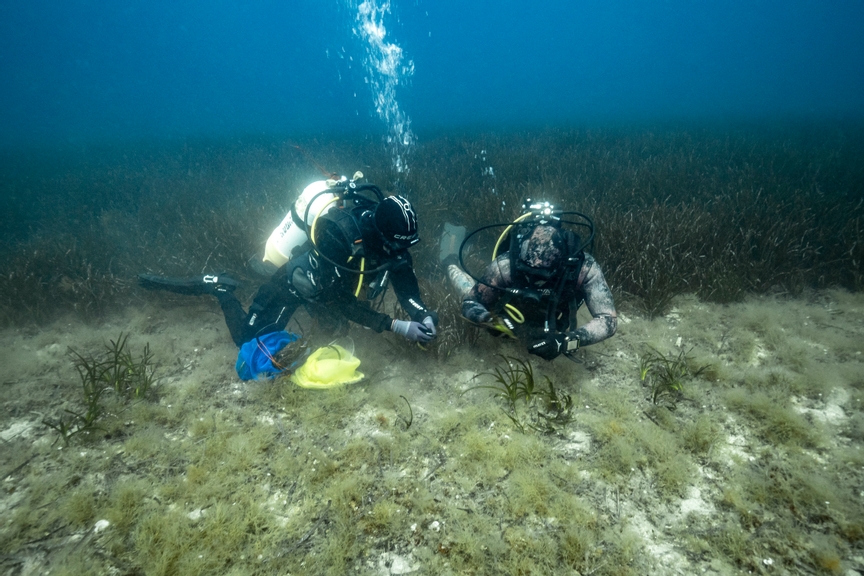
[2,0,863,151]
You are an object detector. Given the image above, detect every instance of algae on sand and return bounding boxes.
[2,289,863,575]
[2,127,864,574]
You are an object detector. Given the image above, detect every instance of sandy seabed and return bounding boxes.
[1,289,863,576]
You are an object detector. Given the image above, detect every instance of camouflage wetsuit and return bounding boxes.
[450,251,617,349]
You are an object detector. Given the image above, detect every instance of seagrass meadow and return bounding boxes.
[1,123,864,575]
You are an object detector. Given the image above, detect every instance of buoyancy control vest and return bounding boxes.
[502,226,587,334]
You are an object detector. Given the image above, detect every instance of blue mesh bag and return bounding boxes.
[235,331,303,381]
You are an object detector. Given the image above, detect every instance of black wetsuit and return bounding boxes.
[217,205,432,347]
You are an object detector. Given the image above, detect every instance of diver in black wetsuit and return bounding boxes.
[443,200,616,361]
[139,192,438,349]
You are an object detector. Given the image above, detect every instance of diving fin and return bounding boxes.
[439,223,466,264]
[137,273,239,296]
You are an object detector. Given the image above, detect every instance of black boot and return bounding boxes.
[137,273,239,296]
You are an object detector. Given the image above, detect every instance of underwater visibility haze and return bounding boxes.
[2,1,864,575]
[1,0,863,148]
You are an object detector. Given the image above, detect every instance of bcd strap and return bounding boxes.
[508,223,533,278]
[290,203,307,233]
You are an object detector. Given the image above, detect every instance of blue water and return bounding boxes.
[2,0,863,151]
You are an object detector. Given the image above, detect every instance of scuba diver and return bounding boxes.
[441,200,616,361]
[139,173,438,350]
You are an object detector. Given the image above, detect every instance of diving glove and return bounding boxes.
[391,319,435,343]
[421,315,437,338]
[529,332,578,361]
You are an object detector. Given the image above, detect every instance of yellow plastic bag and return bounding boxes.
[291,344,364,389]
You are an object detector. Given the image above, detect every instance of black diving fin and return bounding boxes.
[137,273,239,296]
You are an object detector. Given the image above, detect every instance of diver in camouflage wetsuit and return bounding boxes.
[443,205,617,361]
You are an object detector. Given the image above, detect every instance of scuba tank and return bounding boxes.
[263,179,342,267]
[262,172,394,300]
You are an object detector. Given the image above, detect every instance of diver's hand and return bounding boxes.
[528,332,568,361]
[391,319,435,343]
[421,315,438,339]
